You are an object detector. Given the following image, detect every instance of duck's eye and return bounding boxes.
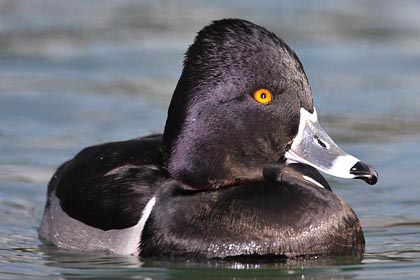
[253,89,273,104]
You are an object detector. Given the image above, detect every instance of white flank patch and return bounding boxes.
[138,196,156,247]
[39,194,156,255]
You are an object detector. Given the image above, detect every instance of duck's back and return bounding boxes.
[39,134,168,254]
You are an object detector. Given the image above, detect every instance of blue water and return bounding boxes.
[1,0,420,279]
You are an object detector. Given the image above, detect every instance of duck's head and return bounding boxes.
[163,19,378,189]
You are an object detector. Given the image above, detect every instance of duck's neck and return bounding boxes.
[163,108,279,190]
[164,136,266,190]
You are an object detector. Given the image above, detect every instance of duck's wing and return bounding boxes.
[43,134,167,231]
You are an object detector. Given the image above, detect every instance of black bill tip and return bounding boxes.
[350,161,378,185]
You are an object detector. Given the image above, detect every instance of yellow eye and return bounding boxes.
[253,89,272,104]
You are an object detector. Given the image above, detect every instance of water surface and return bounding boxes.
[1,1,420,279]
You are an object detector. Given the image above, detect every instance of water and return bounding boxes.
[1,0,420,279]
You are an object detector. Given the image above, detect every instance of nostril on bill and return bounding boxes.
[314,135,327,149]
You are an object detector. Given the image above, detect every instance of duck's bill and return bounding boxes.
[284,108,378,185]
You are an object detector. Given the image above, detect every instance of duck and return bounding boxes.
[39,19,378,259]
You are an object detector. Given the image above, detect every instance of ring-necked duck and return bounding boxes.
[39,19,378,259]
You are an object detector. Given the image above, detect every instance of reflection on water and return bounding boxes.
[1,0,420,279]
[26,245,367,280]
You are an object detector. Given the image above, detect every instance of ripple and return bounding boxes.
[0,165,53,184]
[323,115,420,143]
